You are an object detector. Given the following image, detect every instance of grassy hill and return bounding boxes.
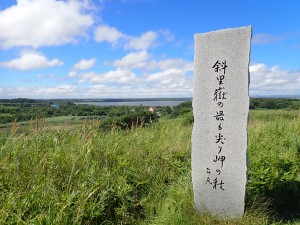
[0,110,299,224]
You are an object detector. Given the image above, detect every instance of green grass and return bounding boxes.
[0,110,300,224]
[248,110,300,221]
[0,116,101,139]
[0,116,96,128]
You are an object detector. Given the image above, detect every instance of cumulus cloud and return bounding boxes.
[0,51,63,70]
[112,50,151,69]
[159,29,175,42]
[0,82,192,99]
[87,51,193,96]
[79,68,137,84]
[94,24,159,50]
[112,50,193,71]
[125,31,157,50]
[86,84,192,98]
[68,71,77,77]
[93,23,175,51]
[73,58,96,70]
[0,85,77,98]
[0,0,93,48]
[156,59,193,72]
[89,58,192,93]
[3,61,300,98]
[250,63,300,95]
[144,68,193,89]
[94,25,124,44]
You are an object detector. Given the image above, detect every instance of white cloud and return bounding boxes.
[144,68,193,89]
[250,63,300,96]
[76,51,193,97]
[156,59,193,72]
[68,71,77,78]
[2,62,300,98]
[86,84,192,98]
[0,85,77,98]
[0,0,93,48]
[125,31,157,50]
[94,25,124,44]
[0,51,63,70]
[73,58,96,70]
[145,69,183,82]
[112,50,194,73]
[159,29,175,42]
[79,68,137,84]
[112,50,193,71]
[112,50,151,69]
[0,82,192,98]
[93,25,168,50]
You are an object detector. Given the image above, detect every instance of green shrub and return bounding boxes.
[171,101,192,118]
[100,110,158,131]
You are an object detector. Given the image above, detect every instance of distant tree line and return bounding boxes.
[0,100,172,126]
[1,98,299,125]
[168,98,300,125]
[250,98,300,109]
[169,98,300,118]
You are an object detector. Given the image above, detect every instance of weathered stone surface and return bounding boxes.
[192,26,252,218]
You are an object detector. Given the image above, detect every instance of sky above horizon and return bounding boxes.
[0,0,300,99]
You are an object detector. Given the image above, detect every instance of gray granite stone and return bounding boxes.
[192,26,252,218]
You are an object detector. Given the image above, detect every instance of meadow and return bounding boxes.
[0,108,300,224]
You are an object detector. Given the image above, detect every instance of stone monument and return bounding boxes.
[192,26,252,218]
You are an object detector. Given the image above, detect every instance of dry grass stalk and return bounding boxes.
[11,118,18,135]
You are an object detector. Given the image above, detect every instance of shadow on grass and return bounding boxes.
[267,180,300,221]
[247,180,300,222]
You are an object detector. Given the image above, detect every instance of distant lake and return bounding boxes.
[75,101,187,107]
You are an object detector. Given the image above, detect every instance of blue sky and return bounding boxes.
[0,0,300,99]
